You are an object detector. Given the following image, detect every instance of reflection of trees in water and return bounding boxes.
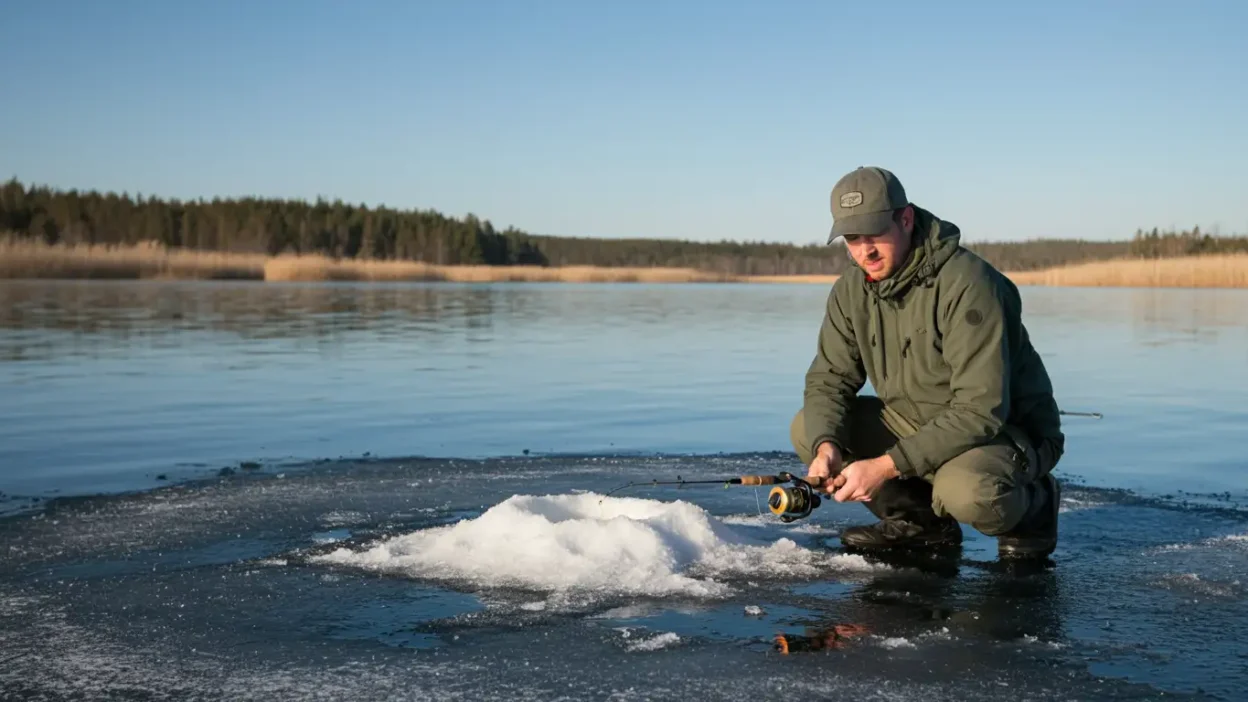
[1,281,784,361]
[0,281,828,339]
[4,283,1243,364]
[0,282,500,334]
[0,282,519,361]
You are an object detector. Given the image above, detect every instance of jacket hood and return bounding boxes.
[865,205,961,298]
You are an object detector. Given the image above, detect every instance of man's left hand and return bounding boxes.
[832,455,900,502]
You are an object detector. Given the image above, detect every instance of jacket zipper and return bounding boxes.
[873,295,886,380]
[897,305,920,421]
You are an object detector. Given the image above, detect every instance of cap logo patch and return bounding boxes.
[840,191,863,208]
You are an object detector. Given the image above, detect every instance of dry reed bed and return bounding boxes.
[0,240,735,283]
[4,241,1248,287]
[748,274,840,284]
[1006,254,1248,289]
[262,255,734,283]
[0,240,267,279]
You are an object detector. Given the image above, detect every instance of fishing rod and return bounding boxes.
[602,472,829,523]
[603,410,1103,522]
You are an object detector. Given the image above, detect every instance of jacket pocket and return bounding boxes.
[902,327,950,416]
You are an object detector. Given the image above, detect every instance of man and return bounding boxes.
[791,166,1065,559]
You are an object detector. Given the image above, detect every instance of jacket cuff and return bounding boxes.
[886,444,921,479]
[809,434,842,460]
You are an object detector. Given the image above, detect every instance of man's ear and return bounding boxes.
[901,205,915,235]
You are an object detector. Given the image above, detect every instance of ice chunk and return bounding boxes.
[313,493,880,599]
[626,632,681,652]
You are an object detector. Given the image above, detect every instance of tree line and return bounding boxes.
[0,178,546,266]
[1126,226,1248,258]
[3,178,1244,274]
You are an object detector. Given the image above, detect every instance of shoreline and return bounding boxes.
[3,241,1247,288]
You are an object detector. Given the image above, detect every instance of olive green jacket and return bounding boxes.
[802,206,1064,478]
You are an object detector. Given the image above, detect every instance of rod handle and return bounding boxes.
[738,475,781,486]
[738,474,829,488]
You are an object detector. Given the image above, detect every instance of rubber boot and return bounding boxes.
[997,474,1060,559]
[840,514,963,550]
[839,477,963,551]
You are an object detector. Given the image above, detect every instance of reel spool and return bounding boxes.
[767,481,821,523]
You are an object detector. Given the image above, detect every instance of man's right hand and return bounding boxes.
[807,441,844,493]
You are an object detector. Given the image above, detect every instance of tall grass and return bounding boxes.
[747,274,840,284]
[1006,254,1248,289]
[4,240,1247,287]
[0,239,736,283]
[262,255,734,283]
[0,239,266,279]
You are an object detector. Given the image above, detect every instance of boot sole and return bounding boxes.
[842,535,963,551]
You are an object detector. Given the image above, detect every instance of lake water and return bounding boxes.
[2,280,1247,700]
[3,280,1246,500]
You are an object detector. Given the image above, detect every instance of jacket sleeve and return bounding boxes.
[802,281,866,460]
[886,277,1013,478]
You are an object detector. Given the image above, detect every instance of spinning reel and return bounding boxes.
[763,472,825,523]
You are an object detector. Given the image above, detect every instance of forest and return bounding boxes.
[3,178,1244,275]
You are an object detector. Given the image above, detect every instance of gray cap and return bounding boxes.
[827,166,908,243]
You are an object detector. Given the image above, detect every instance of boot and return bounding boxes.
[998,474,1060,559]
[840,514,962,551]
[838,475,960,551]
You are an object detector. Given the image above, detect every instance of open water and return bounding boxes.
[1,280,1246,700]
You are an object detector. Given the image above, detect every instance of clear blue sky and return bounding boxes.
[3,0,1245,244]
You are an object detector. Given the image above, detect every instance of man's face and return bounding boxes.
[843,208,913,280]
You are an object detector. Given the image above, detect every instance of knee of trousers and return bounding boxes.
[789,397,884,467]
[930,452,1027,535]
[790,408,814,466]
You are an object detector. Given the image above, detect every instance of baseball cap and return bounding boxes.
[827,166,909,243]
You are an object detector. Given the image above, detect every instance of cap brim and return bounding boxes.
[827,210,895,244]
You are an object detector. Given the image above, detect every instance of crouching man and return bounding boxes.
[792,166,1065,559]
